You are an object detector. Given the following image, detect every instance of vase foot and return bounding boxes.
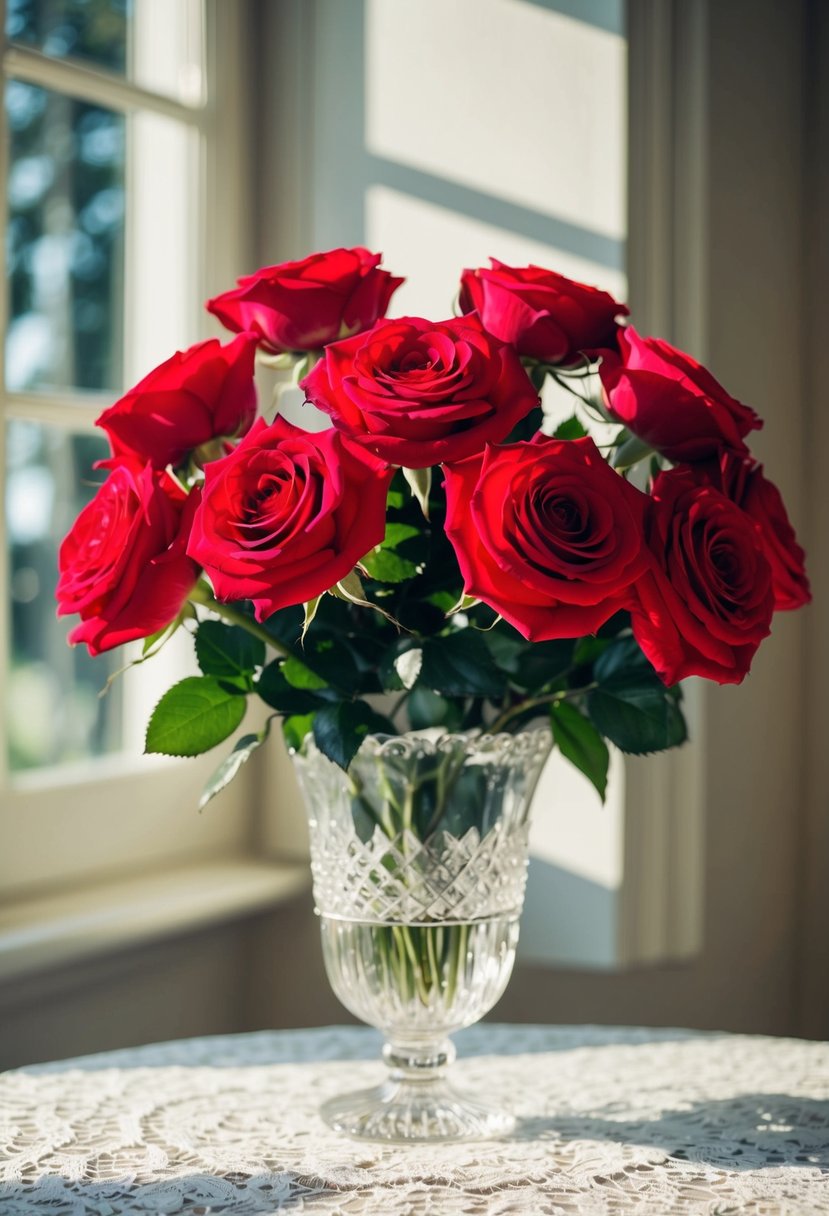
[320,1077,514,1143]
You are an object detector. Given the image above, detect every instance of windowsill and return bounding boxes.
[0,858,310,985]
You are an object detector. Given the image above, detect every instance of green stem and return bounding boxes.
[426,925,441,993]
[444,923,467,1008]
[422,749,467,840]
[189,581,291,658]
[388,690,411,724]
[488,683,599,735]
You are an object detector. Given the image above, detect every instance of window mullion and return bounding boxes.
[2,391,110,430]
[3,44,206,126]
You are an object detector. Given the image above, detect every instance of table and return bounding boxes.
[1,1024,827,1214]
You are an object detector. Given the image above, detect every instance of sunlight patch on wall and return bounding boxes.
[366,185,627,321]
[365,0,626,242]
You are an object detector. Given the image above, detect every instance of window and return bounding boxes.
[0,0,257,898]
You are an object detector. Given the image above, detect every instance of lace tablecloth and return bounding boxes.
[1,1023,828,1214]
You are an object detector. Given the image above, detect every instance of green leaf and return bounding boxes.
[256,662,324,713]
[145,676,247,757]
[594,634,657,682]
[407,686,463,732]
[281,655,329,690]
[312,700,396,771]
[553,414,589,441]
[384,522,421,547]
[295,633,361,690]
[597,610,631,639]
[282,712,314,752]
[589,635,687,754]
[360,547,419,583]
[482,628,526,675]
[613,432,653,471]
[426,589,461,613]
[504,404,544,443]
[420,631,506,698]
[587,675,687,754]
[142,619,180,656]
[199,718,276,810]
[195,620,264,679]
[513,639,575,691]
[526,362,549,393]
[573,635,611,666]
[550,700,609,802]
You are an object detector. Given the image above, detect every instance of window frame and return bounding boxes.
[0,0,262,900]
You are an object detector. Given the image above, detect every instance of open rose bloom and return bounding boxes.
[56,247,810,801]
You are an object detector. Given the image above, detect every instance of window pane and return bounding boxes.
[6,81,125,393]
[6,1,205,106]
[131,0,204,106]
[6,421,122,771]
[126,108,200,378]
[6,0,129,75]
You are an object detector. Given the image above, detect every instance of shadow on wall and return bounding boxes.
[519,857,619,969]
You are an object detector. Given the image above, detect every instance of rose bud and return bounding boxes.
[460,258,628,365]
[56,464,199,656]
[206,247,404,354]
[96,333,258,471]
[600,326,762,463]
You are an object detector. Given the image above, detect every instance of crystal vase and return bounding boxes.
[291,727,552,1142]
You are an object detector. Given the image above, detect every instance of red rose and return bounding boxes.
[443,435,650,641]
[600,327,762,462]
[56,464,199,657]
[301,314,539,468]
[187,416,393,621]
[459,258,628,364]
[631,468,774,685]
[679,450,811,612]
[206,247,404,354]
[96,333,258,471]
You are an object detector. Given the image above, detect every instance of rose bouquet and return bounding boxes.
[56,245,809,803]
[56,246,810,1140]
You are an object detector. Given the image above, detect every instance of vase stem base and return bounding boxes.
[320,1076,514,1143]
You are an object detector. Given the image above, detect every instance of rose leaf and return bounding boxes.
[312,700,396,771]
[145,675,247,757]
[256,662,326,713]
[360,547,419,583]
[407,687,464,732]
[553,415,589,441]
[195,619,265,679]
[420,631,506,698]
[281,655,329,691]
[282,712,314,752]
[587,675,688,754]
[550,700,609,803]
[512,639,576,692]
[198,716,277,811]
